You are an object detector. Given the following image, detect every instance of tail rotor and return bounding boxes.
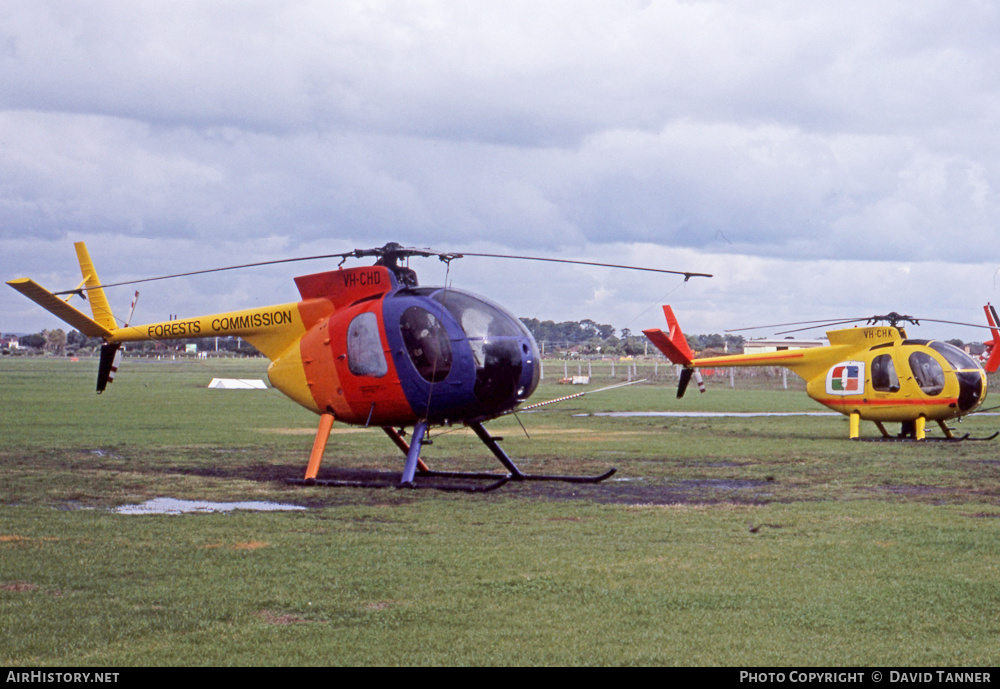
[676,367,706,398]
[643,305,705,398]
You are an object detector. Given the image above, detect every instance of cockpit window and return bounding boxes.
[399,306,452,383]
[929,341,979,371]
[908,351,945,395]
[347,312,387,378]
[430,289,535,405]
[431,290,526,338]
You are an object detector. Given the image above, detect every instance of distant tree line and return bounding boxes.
[4,329,261,357]
[519,318,745,357]
[16,320,973,361]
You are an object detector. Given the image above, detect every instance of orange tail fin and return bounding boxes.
[984,304,1000,373]
[642,305,696,365]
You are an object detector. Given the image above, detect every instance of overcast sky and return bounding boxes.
[4,1,1000,343]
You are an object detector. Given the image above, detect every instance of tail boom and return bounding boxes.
[644,305,839,390]
[110,303,307,361]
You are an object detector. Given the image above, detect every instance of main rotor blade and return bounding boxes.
[54,245,711,295]
[52,242,464,295]
[729,315,998,336]
[910,318,998,331]
[726,318,867,333]
[773,320,870,335]
[53,252,361,295]
[457,252,712,280]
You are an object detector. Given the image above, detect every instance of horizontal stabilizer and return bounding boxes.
[6,278,114,339]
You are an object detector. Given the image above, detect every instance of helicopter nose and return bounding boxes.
[469,335,539,410]
[519,340,541,401]
[956,370,986,413]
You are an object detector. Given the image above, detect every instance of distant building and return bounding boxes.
[966,342,986,357]
[742,337,825,355]
[1,335,19,350]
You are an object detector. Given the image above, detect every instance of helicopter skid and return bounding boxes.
[419,467,616,483]
[288,465,512,492]
[858,419,999,443]
[288,474,512,493]
[287,467,617,492]
[286,416,617,492]
[464,421,617,485]
[415,466,617,488]
[857,435,968,443]
[510,468,618,483]
[857,432,997,443]
[926,431,999,442]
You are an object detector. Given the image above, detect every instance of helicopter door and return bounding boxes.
[398,305,453,383]
[907,351,945,396]
[333,307,416,426]
[870,353,900,393]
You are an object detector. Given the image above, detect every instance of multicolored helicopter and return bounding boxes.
[8,242,710,490]
[643,305,1000,441]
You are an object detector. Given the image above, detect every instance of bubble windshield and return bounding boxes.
[929,341,980,371]
[425,288,539,406]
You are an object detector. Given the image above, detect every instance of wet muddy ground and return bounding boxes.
[8,434,1000,512]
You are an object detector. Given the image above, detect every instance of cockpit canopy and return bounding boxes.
[382,286,541,422]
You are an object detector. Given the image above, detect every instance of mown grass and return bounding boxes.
[2,356,1000,666]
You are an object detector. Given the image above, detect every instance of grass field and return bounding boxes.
[2,356,999,666]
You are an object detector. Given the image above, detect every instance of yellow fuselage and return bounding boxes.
[692,327,987,423]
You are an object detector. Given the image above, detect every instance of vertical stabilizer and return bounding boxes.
[642,305,696,365]
[75,242,117,332]
[984,304,1000,373]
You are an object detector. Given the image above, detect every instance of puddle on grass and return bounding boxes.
[676,478,774,490]
[114,497,307,515]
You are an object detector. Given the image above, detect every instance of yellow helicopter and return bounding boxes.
[643,305,1000,441]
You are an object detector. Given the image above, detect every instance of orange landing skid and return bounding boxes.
[304,412,335,480]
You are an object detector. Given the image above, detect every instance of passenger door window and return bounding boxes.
[871,354,899,392]
[347,312,388,377]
